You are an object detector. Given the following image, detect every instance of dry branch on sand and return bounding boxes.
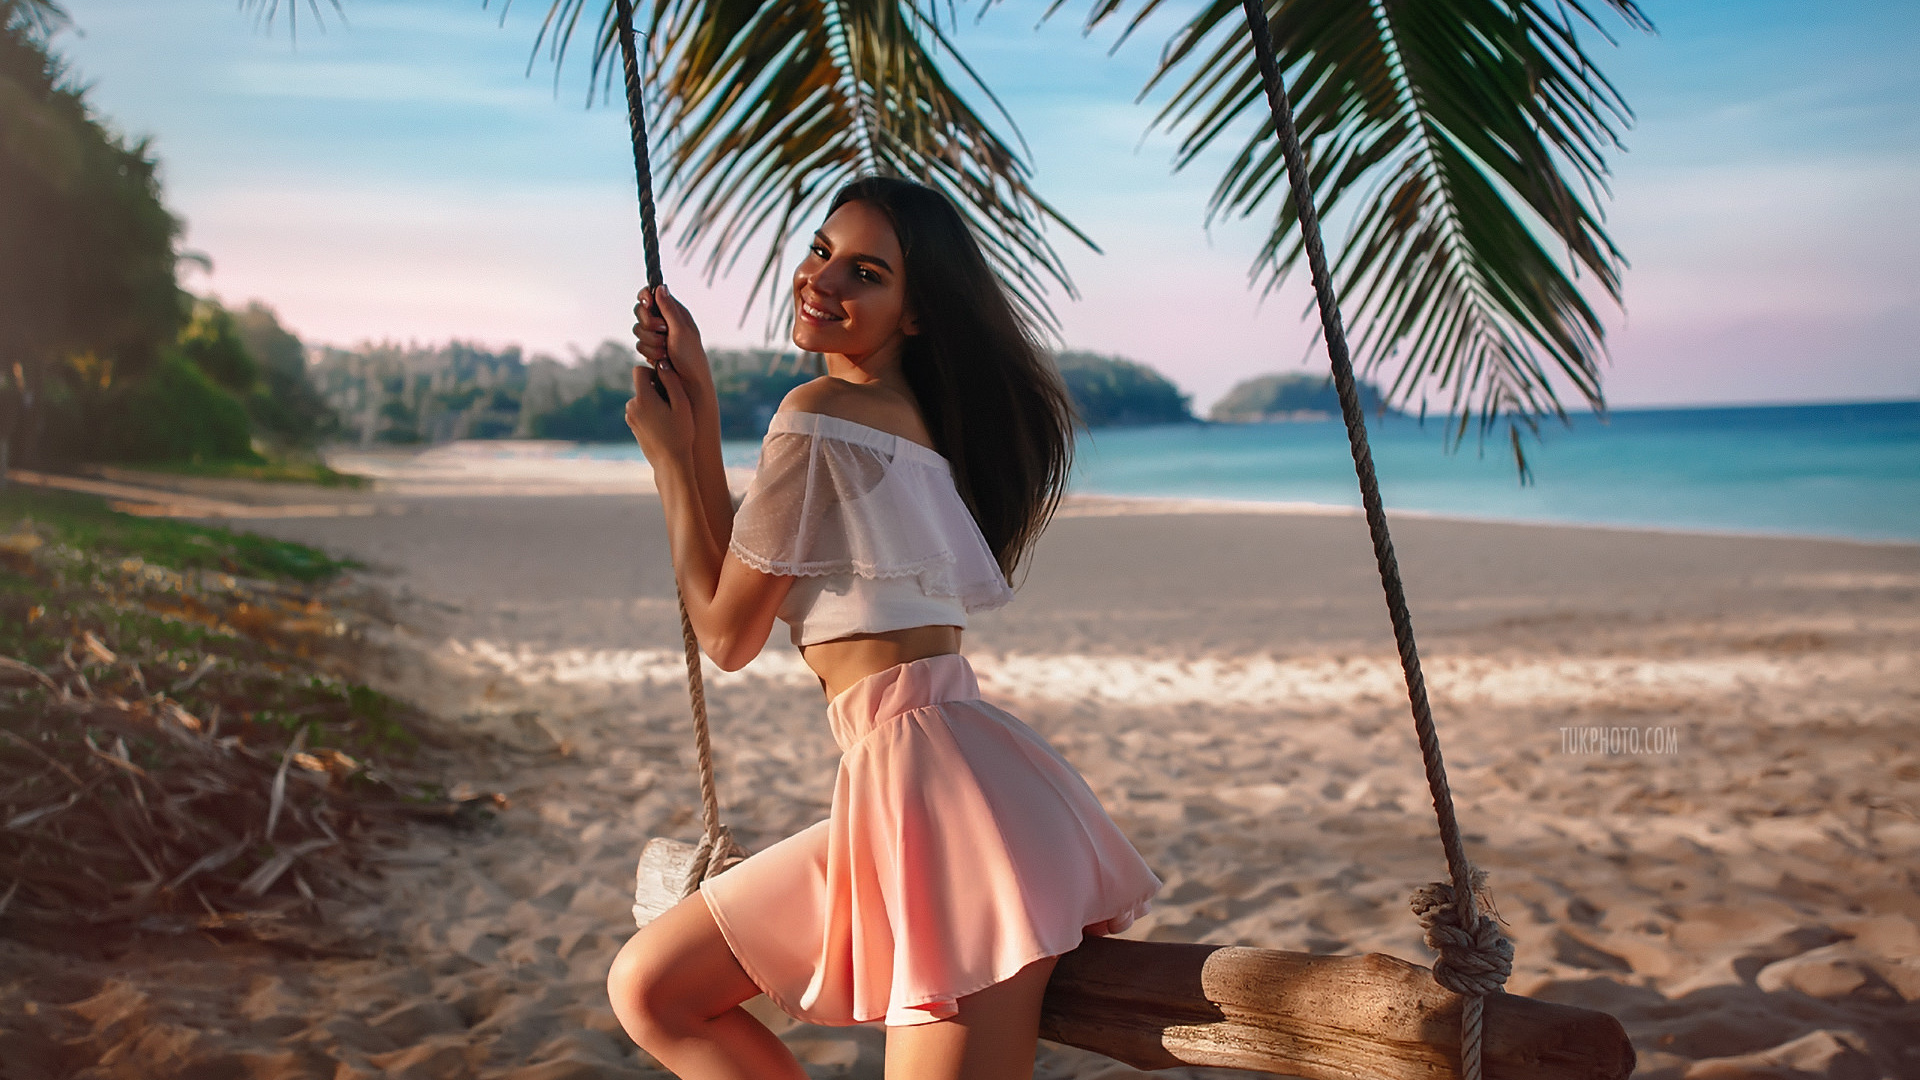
[0,512,490,947]
[5,659,394,932]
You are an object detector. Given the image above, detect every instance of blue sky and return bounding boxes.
[51,0,1920,411]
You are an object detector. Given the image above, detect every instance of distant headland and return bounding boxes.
[1209,372,1398,423]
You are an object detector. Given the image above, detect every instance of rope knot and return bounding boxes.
[680,825,748,897]
[1410,870,1513,998]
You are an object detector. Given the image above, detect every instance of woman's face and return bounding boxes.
[791,200,918,360]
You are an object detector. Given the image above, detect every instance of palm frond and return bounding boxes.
[1073,0,1650,458]
[236,0,348,39]
[534,0,1095,333]
[2,0,70,36]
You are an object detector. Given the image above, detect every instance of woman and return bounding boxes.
[609,176,1160,1080]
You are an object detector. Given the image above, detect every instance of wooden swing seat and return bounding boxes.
[634,837,1634,1080]
[1044,935,1632,1080]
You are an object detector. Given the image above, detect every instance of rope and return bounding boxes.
[613,0,663,295]
[1232,2,1511,1076]
[613,0,741,888]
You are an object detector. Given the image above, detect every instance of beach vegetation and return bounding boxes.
[312,339,531,445]
[121,457,371,488]
[530,383,638,442]
[318,339,1198,443]
[178,297,262,396]
[0,0,184,475]
[55,350,261,465]
[0,7,341,482]
[231,299,340,449]
[0,486,358,582]
[28,301,343,476]
[531,350,819,440]
[0,486,462,942]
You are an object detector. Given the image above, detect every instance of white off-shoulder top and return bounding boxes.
[729,411,1014,646]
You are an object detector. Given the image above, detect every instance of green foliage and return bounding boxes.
[375,398,421,443]
[1054,352,1194,428]
[1,19,331,470]
[176,297,259,394]
[1086,0,1647,449]
[123,458,368,488]
[525,350,815,442]
[88,350,259,465]
[711,352,814,439]
[0,486,357,581]
[0,4,184,465]
[231,300,335,447]
[513,0,1092,332]
[31,295,348,469]
[528,384,632,442]
[0,489,380,752]
[1209,372,1393,422]
[312,339,525,444]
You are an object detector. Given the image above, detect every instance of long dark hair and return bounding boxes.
[827,177,1074,580]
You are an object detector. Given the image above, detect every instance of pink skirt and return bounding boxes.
[700,654,1160,1027]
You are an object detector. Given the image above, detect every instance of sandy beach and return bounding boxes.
[5,454,1917,1079]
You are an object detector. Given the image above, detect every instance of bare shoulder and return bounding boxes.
[777,377,934,449]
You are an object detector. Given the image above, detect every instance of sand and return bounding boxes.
[4,453,1917,1079]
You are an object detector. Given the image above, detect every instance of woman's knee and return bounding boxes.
[606,896,759,1044]
[608,930,706,1042]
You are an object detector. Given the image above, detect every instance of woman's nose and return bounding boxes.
[816,259,863,296]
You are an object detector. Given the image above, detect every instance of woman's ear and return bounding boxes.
[901,309,922,337]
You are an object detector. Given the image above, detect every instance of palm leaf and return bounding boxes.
[1068,0,1651,459]
[236,0,347,38]
[530,0,1096,332]
[2,0,68,35]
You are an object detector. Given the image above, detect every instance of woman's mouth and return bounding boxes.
[799,298,845,324]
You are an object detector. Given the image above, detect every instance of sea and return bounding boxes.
[583,400,1920,544]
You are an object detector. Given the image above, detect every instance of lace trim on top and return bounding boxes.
[728,412,1014,613]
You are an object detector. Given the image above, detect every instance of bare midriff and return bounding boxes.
[798,625,963,701]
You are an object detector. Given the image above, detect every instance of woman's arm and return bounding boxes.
[633,285,735,548]
[627,299,794,671]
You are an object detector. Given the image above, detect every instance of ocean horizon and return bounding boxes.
[569,399,1920,544]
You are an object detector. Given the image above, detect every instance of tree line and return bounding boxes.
[305,343,1397,442]
[0,2,333,477]
[309,343,1202,445]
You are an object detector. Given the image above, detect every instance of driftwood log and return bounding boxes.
[1041,936,1635,1080]
[636,841,1633,1079]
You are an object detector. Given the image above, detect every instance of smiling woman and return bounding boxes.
[608,175,1158,1080]
[791,202,922,370]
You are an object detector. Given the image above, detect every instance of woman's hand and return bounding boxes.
[632,284,713,397]
[626,360,697,467]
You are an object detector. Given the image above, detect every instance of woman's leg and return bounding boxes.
[882,956,1060,1080]
[606,892,807,1080]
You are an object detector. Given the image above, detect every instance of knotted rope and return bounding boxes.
[613,0,743,891]
[1233,2,1513,1076]
[1413,873,1516,1078]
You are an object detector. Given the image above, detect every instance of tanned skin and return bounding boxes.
[606,199,1056,1080]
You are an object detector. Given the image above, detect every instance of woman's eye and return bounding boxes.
[856,268,878,283]
[810,244,830,259]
